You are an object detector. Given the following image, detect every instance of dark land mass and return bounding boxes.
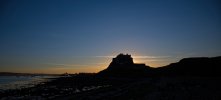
[98,54,221,77]
[1,54,221,100]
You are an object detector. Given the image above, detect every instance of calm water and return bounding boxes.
[0,76,58,90]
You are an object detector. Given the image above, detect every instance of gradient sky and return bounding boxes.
[1,0,221,74]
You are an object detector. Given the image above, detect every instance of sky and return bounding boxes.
[1,0,221,74]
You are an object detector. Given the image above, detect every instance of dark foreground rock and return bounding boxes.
[1,76,221,100]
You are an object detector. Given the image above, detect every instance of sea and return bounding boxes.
[0,76,59,90]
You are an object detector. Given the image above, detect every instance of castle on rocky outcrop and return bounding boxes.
[97,53,151,77]
[107,53,146,69]
[112,53,133,65]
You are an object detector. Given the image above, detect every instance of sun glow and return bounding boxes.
[103,52,170,68]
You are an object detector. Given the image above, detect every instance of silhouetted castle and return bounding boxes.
[108,53,146,69]
[97,53,151,77]
[111,53,133,65]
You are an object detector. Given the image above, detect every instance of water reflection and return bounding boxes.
[0,76,58,90]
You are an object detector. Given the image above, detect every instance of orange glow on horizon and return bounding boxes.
[1,53,173,74]
[1,65,107,74]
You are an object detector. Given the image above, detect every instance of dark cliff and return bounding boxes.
[97,54,221,77]
[156,56,221,76]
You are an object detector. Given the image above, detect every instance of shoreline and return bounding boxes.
[0,75,60,91]
[1,76,221,100]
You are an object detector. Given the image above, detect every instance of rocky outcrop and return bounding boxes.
[97,53,152,77]
[97,54,221,77]
[156,56,221,76]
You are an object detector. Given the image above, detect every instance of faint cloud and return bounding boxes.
[95,55,171,59]
[139,59,163,62]
[133,56,171,59]
[95,56,115,58]
[44,62,107,68]
[45,63,89,67]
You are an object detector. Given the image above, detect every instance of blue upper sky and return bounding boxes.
[1,0,221,73]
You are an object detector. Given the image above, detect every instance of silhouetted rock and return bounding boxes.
[157,56,221,76]
[98,54,221,77]
[97,53,152,77]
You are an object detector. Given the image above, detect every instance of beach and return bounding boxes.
[1,74,221,100]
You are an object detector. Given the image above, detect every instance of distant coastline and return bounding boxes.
[0,72,59,76]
